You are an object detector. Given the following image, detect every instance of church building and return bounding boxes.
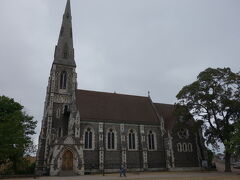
[36,0,207,176]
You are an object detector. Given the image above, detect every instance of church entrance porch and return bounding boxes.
[62,150,73,171]
[49,143,84,176]
[59,149,75,176]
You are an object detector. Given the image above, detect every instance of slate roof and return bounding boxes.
[154,103,177,130]
[53,0,76,67]
[76,89,178,128]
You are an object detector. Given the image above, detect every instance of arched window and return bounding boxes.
[107,129,116,150]
[177,143,182,152]
[60,71,67,89]
[84,128,93,149]
[56,108,61,119]
[63,43,69,59]
[188,143,193,152]
[148,130,156,150]
[128,129,136,150]
[182,143,188,152]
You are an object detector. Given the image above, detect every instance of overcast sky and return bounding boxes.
[0,0,239,147]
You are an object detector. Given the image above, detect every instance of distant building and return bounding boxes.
[36,0,207,176]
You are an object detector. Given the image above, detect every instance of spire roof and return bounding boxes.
[64,0,71,17]
[53,0,76,67]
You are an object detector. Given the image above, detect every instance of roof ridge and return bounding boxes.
[77,89,148,99]
[154,102,174,106]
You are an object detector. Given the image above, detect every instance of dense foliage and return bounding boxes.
[231,120,240,158]
[0,96,37,174]
[175,67,240,172]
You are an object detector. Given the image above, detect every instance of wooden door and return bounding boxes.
[62,150,73,170]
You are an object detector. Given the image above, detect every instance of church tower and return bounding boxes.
[36,0,84,176]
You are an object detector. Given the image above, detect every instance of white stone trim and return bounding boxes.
[140,125,144,134]
[99,122,103,133]
[122,150,127,165]
[74,111,80,138]
[143,151,148,168]
[99,133,103,141]
[120,124,125,133]
[168,131,175,168]
[121,134,126,142]
[99,150,104,170]
[160,116,166,136]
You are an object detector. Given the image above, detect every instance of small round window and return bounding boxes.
[177,128,189,139]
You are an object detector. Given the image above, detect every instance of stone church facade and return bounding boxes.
[36,0,207,176]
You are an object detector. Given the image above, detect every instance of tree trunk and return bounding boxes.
[224,151,232,172]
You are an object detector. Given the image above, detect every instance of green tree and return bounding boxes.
[0,96,37,174]
[231,120,240,158]
[175,67,240,172]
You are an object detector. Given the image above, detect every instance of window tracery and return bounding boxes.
[177,143,182,152]
[60,71,67,89]
[84,128,94,150]
[148,130,156,150]
[128,129,137,150]
[107,128,116,150]
[177,128,189,139]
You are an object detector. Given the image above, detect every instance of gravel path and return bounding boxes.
[2,160,240,180]
[2,171,239,180]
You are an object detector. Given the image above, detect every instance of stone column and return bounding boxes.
[120,124,127,166]
[140,125,148,169]
[98,123,104,170]
[165,131,175,168]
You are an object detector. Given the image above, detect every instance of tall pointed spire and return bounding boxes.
[53,0,76,67]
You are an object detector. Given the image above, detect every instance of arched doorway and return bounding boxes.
[62,150,73,171]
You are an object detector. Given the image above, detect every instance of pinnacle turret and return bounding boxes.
[53,0,76,67]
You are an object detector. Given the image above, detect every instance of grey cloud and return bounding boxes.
[0,0,239,146]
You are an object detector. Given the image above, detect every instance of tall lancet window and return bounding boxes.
[63,43,69,59]
[107,129,116,150]
[84,128,93,149]
[60,71,67,89]
[128,129,136,150]
[148,131,156,150]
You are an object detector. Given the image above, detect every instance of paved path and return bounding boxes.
[2,172,239,180]
[214,159,240,173]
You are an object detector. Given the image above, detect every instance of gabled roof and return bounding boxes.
[154,103,178,130]
[76,89,161,125]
